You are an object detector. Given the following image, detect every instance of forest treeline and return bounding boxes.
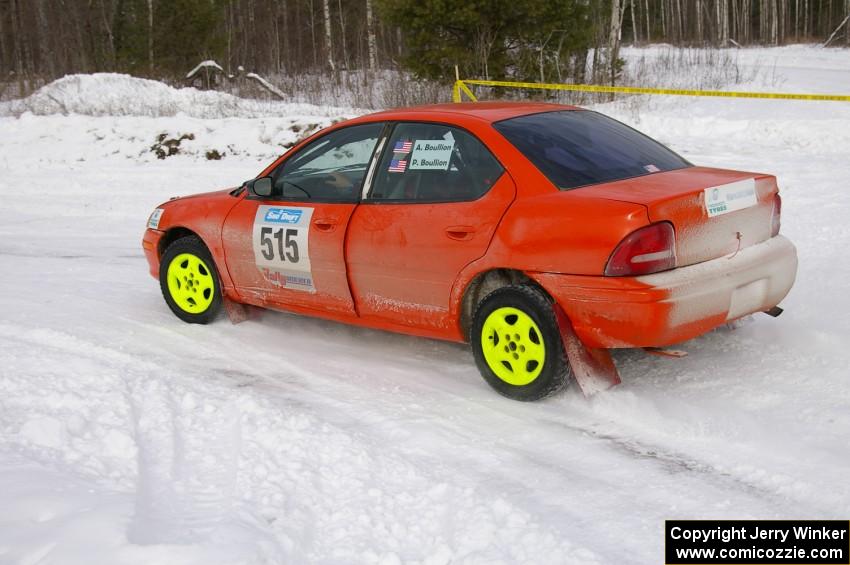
[1,0,849,93]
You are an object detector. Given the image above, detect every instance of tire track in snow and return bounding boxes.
[0,322,609,563]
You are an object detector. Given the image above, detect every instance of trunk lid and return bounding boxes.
[577,166,779,267]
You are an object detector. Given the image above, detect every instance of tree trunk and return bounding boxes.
[309,0,317,68]
[97,0,116,70]
[0,2,6,80]
[631,0,638,43]
[366,0,377,70]
[337,0,348,69]
[823,10,850,44]
[771,0,779,43]
[322,0,335,71]
[608,0,622,86]
[10,0,25,95]
[696,0,703,41]
[282,1,290,73]
[147,0,153,74]
[844,0,850,47]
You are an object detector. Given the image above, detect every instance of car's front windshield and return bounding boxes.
[493,110,691,190]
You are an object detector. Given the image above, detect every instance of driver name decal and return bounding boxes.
[253,205,315,291]
[409,139,455,170]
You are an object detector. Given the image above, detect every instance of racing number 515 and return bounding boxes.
[260,227,299,263]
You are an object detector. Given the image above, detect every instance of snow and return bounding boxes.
[1,46,850,564]
[186,60,225,80]
[0,73,358,119]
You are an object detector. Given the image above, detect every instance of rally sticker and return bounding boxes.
[704,178,758,218]
[253,205,315,291]
[147,208,165,229]
[409,139,455,170]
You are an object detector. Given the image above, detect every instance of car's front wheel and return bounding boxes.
[159,235,222,324]
[471,285,571,401]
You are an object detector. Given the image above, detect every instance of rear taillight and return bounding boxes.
[771,194,782,237]
[604,222,677,277]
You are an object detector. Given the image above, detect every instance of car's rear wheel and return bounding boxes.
[159,235,222,324]
[471,285,571,401]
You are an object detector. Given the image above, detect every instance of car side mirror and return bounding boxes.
[247,177,273,197]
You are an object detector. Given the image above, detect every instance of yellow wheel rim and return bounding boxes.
[166,253,215,314]
[480,307,546,386]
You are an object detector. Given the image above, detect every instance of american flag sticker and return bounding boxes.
[393,140,413,154]
[388,159,407,173]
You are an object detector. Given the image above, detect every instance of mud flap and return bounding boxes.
[223,298,248,324]
[553,304,621,397]
[222,297,261,325]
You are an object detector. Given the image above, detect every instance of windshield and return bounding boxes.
[493,110,691,190]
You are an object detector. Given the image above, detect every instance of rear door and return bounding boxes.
[222,122,385,314]
[346,122,514,330]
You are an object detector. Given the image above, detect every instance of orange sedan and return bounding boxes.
[142,102,797,400]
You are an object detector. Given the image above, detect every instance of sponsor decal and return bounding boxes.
[704,178,758,218]
[644,164,661,173]
[264,207,303,224]
[147,208,165,229]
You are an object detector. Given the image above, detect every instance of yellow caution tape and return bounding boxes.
[452,79,850,103]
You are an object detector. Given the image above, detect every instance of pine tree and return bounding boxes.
[375,0,592,82]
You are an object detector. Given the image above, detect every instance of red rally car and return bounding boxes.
[142,102,797,401]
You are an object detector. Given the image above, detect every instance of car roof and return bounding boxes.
[361,101,581,124]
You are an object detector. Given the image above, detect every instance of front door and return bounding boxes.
[346,122,514,330]
[222,122,385,315]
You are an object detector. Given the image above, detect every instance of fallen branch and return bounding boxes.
[246,72,286,100]
[823,13,850,47]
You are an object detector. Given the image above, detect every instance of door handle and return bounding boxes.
[313,218,338,232]
[445,226,475,241]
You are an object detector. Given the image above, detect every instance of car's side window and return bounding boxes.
[368,123,503,203]
[271,122,384,202]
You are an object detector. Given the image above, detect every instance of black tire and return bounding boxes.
[471,285,572,401]
[159,235,222,324]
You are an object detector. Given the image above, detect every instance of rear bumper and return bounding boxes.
[532,235,798,348]
[142,228,164,279]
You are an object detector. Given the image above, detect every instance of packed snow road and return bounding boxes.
[1,47,849,564]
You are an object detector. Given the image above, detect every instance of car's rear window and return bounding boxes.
[493,110,691,190]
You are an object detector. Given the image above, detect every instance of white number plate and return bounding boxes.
[253,205,315,291]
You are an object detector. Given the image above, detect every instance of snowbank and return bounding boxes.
[0,73,357,119]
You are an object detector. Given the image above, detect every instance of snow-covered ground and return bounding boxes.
[1,46,849,564]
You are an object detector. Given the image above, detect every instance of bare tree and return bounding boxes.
[147,0,154,74]
[630,0,638,43]
[696,0,704,42]
[366,0,377,70]
[608,0,623,85]
[322,0,335,71]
